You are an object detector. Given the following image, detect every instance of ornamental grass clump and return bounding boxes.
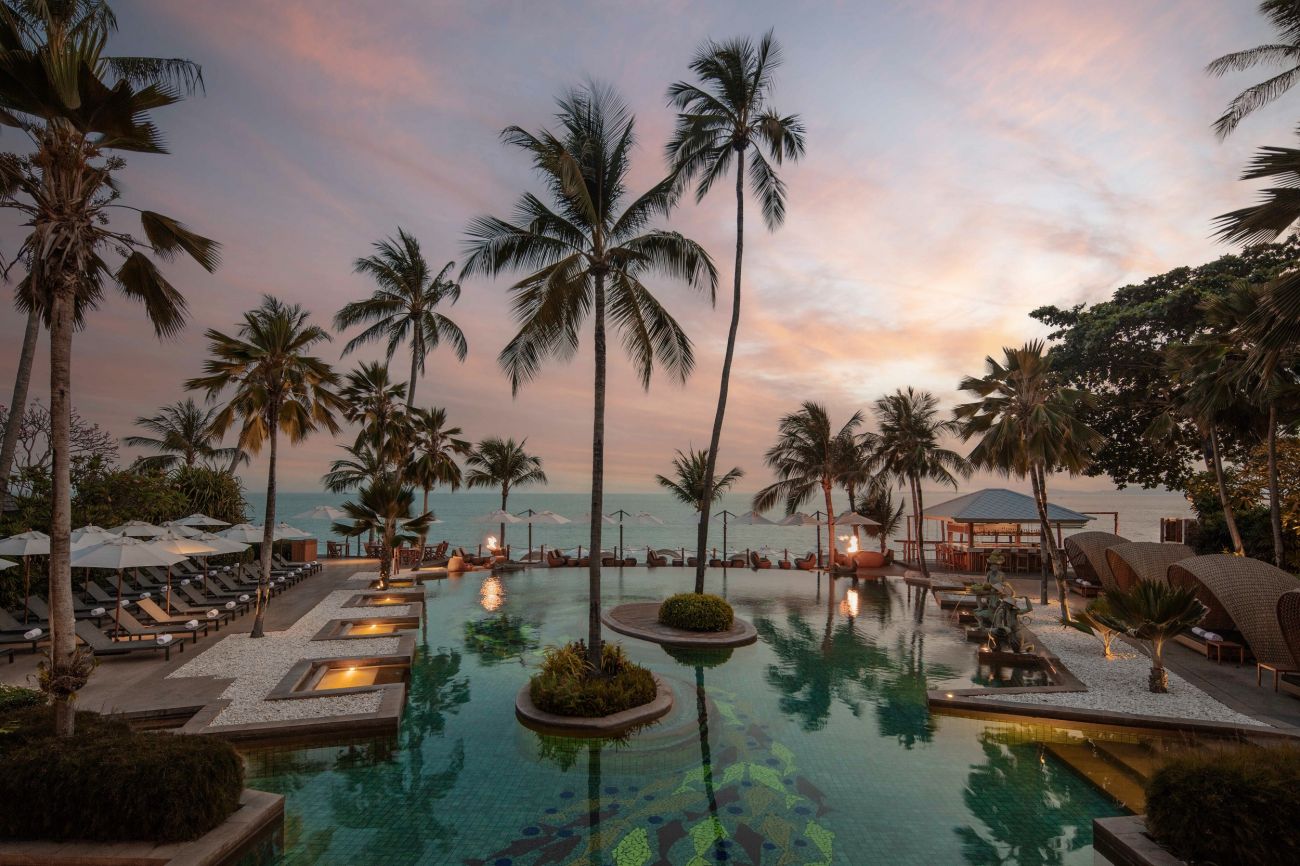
[658,593,734,632]
[1146,744,1300,866]
[529,641,656,718]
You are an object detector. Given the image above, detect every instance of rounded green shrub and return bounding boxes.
[1145,744,1300,866]
[0,685,43,714]
[658,593,734,632]
[0,707,244,843]
[529,641,656,718]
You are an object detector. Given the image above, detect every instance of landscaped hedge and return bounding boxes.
[658,593,734,632]
[1145,744,1300,866]
[0,684,43,714]
[0,706,244,843]
[529,641,656,718]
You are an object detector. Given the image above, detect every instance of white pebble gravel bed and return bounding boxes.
[168,587,412,728]
[971,623,1268,727]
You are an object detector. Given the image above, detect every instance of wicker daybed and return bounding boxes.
[1104,542,1194,591]
[1063,531,1129,596]
[1167,555,1300,667]
[1277,590,1300,673]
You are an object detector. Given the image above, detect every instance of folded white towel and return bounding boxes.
[1192,626,1224,642]
[23,628,42,640]
[206,609,218,619]
[139,591,151,599]
[156,634,173,645]
[90,607,105,617]
[238,594,250,602]
[185,619,199,630]
[225,600,236,609]
[180,579,190,586]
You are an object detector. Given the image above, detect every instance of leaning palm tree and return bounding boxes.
[1093,581,1207,693]
[873,388,971,579]
[404,406,470,548]
[655,447,743,512]
[0,283,38,492]
[461,83,717,669]
[339,360,408,469]
[332,474,433,589]
[1206,0,1300,139]
[0,0,214,736]
[667,30,805,595]
[752,402,861,568]
[464,436,546,549]
[322,443,384,495]
[336,228,468,407]
[187,297,344,638]
[954,342,1100,621]
[124,397,246,472]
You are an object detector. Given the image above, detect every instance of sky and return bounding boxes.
[0,0,1291,493]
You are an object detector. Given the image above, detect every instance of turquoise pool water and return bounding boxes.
[243,568,1125,865]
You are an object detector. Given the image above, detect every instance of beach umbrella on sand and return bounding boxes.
[110,520,166,538]
[71,536,186,634]
[0,530,50,623]
[174,513,230,528]
[150,531,219,609]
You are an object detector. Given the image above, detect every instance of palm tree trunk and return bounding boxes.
[0,306,40,491]
[587,273,607,670]
[695,663,718,823]
[1209,426,1245,554]
[1268,402,1284,568]
[693,148,747,595]
[499,488,508,550]
[910,475,929,578]
[407,344,420,408]
[251,405,280,639]
[823,480,837,570]
[48,286,77,737]
[1031,463,1071,622]
[420,487,431,551]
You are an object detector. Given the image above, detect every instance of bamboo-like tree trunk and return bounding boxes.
[1031,463,1071,622]
[1209,427,1245,554]
[48,285,76,737]
[587,273,607,670]
[1267,403,1284,568]
[0,306,40,489]
[693,148,747,595]
[251,403,280,639]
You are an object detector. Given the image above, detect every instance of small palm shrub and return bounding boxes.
[529,641,656,718]
[658,593,734,632]
[1091,580,1206,693]
[1146,744,1300,866]
[0,706,243,842]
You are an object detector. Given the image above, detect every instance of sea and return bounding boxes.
[247,487,1193,558]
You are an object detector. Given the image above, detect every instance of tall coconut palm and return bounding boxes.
[339,360,407,468]
[336,228,468,407]
[464,436,546,549]
[872,388,971,579]
[752,402,861,569]
[187,296,344,638]
[0,0,214,736]
[954,342,1100,621]
[322,443,383,495]
[404,406,469,548]
[655,447,743,512]
[0,298,38,491]
[1206,1,1300,139]
[667,30,805,595]
[839,430,885,544]
[124,397,246,472]
[859,485,906,554]
[332,474,433,589]
[461,83,717,669]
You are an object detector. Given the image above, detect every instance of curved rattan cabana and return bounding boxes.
[1063,531,1128,593]
[1104,542,1194,591]
[1167,555,1300,666]
[1278,591,1300,674]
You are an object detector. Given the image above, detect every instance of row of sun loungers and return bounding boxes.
[0,555,322,663]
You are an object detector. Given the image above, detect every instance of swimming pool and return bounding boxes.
[243,568,1127,865]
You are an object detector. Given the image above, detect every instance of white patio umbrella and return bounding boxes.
[835,511,880,527]
[71,525,119,550]
[160,520,203,538]
[150,531,220,609]
[174,513,231,528]
[293,505,348,521]
[110,520,166,538]
[70,536,186,633]
[272,522,311,540]
[220,523,266,544]
[778,512,825,566]
[729,510,775,526]
[573,512,616,524]
[516,509,570,556]
[191,532,251,584]
[0,558,13,569]
[472,509,522,551]
[0,530,50,623]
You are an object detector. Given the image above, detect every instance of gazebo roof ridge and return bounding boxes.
[921,487,1093,526]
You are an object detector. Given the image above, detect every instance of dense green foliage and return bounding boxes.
[0,706,243,842]
[1146,744,1300,866]
[658,592,735,632]
[0,685,42,714]
[529,641,656,717]
[1184,439,1300,567]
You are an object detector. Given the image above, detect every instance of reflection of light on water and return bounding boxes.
[480,576,503,612]
[839,588,860,618]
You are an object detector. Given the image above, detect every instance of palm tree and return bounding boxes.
[654,447,743,512]
[839,431,885,545]
[124,397,246,472]
[752,402,861,569]
[1206,1,1300,139]
[187,296,344,638]
[0,0,214,736]
[332,474,433,589]
[667,30,805,595]
[464,436,546,549]
[322,443,384,495]
[338,360,408,468]
[954,342,1100,621]
[404,406,469,548]
[872,388,971,579]
[1093,581,1207,693]
[859,485,905,554]
[0,291,39,492]
[336,228,468,407]
[461,83,717,669]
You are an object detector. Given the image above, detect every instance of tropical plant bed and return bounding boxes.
[515,642,673,736]
[602,601,757,648]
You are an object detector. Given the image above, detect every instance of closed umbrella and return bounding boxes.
[150,531,219,609]
[110,520,166,538]
[0,530,50,623]
[174,513,231,528]
[71,536,186,634]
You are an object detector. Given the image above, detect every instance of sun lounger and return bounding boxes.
[647,550,667,567]
[794,553,817,571]
[135,597,231,630]
[0,608,47,634]
[108,606,204,643]
[750,552,772,569]
[75,620,177,661]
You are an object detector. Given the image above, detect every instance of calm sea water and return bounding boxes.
[248,488,1191,558]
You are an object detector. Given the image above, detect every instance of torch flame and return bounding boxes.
[846,535,860,554]
[486,535,499,550]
